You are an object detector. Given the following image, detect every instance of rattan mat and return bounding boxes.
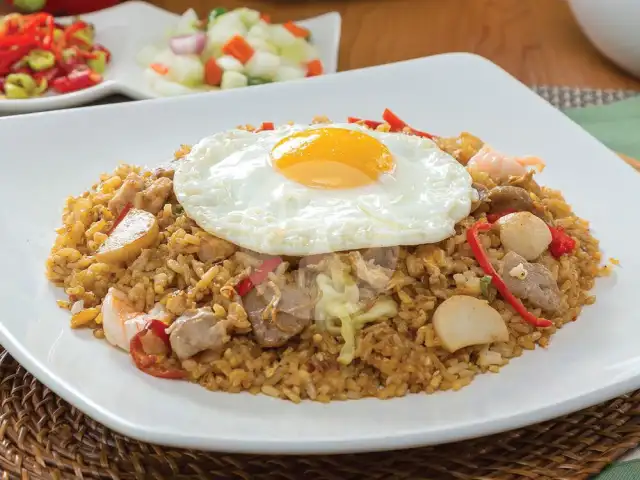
[1,86,638,480]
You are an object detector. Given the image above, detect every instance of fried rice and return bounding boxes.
[45,118,602,403]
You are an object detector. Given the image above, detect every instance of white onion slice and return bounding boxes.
[169,33,206,55]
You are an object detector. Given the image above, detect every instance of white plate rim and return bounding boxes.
[0,52,637,455]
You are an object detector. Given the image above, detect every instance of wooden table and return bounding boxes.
[149,0,640,90]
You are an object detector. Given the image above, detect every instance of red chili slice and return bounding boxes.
[382,108,407,132]
[235,257,283,297]
[467,221,552,328]
[129,320,185,380]
[548,226,577,259]
[381,108,436,139]
[105,202,132,236]
[486,209,517,224]
[347,117,384,129]
[145,319,171,348]
[255,121,275,132]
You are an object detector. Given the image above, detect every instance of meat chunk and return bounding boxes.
[153,167,175,179]
[488,186,535,214]
[243,283,313,348]
[488,185,546,219]
[506,171,543,197]
[134,177,173,215]
[348,251,394,290]
[501,251,561,313]
[197,234,237,263]
[471,183,489,213]
[435,132,484,165]
[108,173,144,214]
[361,246,399,271]
[167,308,229,360]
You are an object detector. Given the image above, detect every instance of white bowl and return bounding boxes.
[0,53,637,454]
[0,1,342,114]
[568,0,640,78]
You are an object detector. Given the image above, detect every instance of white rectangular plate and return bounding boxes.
[0,53,636,454]
[0,1,341,114]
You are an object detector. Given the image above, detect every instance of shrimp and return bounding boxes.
[467,145,545,182]
[101,287,172,351]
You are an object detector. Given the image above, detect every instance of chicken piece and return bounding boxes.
[435,132,484,165]
[167,308,229,360]
[348,251,394,290]
[501,251,562,313]
[471,183,489,213]
[197,234,237,263]
[153,167,175,179]
[95,208,159,263]
[134,177,173,215]
[108,173,144,214]
[361,246,399,271]
[243,283,313,348]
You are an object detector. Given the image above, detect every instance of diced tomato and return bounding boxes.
[283,21,310,39]
[150,63,169,75]
[222,35,255,64]
[548,226,576,258]
[306,59,323,77]
[204,57,223,86]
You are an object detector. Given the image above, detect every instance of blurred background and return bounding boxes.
[3,0,639,90]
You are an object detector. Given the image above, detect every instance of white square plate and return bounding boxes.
[0,53,636,454]
[0,1,341,114]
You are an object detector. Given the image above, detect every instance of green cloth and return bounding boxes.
[596,459,640,480]
[564,96,640,159]
[564,96,640,479]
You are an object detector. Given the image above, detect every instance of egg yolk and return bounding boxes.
[271,128,395,189]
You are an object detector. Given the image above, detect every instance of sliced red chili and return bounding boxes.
[548,226,576,259]
[64,21,89,43]
[73,46,99,60]
[93,44,111,63]
[467,221,552,328]
[381,108,436,139]
[347,116,384,129]
[255,121,275,132]
[408,127,436,139]
[105,202,132,236]
[52,67,101,93]
[145,319,171,348]
[129,331,185,380]
[33,65,60,83]
[235,257,283,297]
[0,34,36,48]
[40,15,55,50]
[0,44,34,76]
[486,209,517,224]
[382,108,406,132]
[23,13,52,29]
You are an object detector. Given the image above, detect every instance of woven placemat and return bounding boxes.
[1,86,638,480]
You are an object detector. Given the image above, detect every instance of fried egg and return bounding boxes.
[173,123,476,255]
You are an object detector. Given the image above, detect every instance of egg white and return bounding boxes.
[173,123,476,255]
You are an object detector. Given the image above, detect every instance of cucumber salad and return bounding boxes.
[137,7,324,96]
